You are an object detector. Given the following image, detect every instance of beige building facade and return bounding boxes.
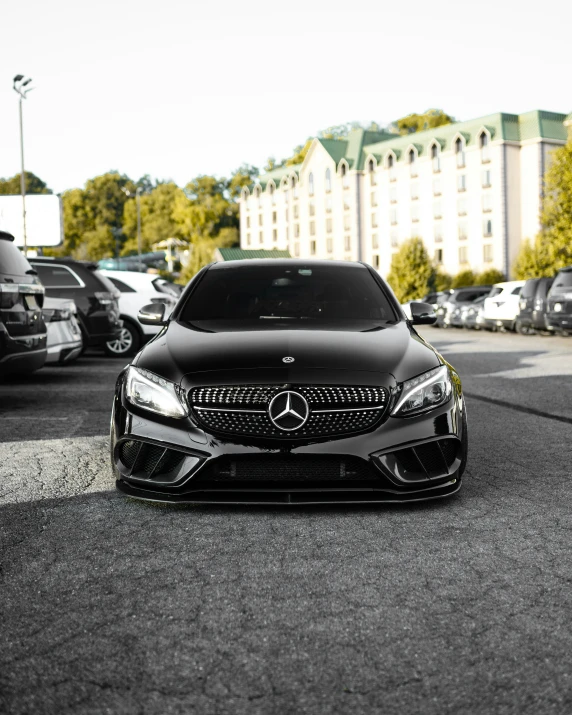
[240,111,568,278]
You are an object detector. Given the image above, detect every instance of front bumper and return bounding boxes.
[546,313,572,332]
[111,378,466,505]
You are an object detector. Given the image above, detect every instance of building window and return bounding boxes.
[310,240,317,255]
[294,223,300,238]
[343,197,351,211]
[368,159,377,185]
[242,189,249,202]
[326,237,333,253]
[344,214,351,230]
[455,137,465,168]
[326,218,333,233]
[272,228,277,242]
[411,204,420,223]
[246,216,250,228]
[390,230,399,248]
[325,168,332,193]
[459,246,468,264]
[433,178,442,196]
[483,219,493,237]
[390,208,398,225]
[308,172,314,196]
[483,244,493,262]
[285,208,289,222]
[482,170,492,188]
[372,233,379,249]
[431,144,441,173]
[434,248,443,264]
[458,221,468,241]
[294,242,300,257]
[293,204,299,219]
[325,197,332,213]
[411,183,420,200]
[344,235,351,252]
[309,202,315,217]
[341,162,349,188]
[269,183,276,204]
[291,175,298,199]
[284,189,289,203]
[433,201,443,219]
[259,231,263,244]
[434,224,443,243]
[272,211,277,224]
[246,232,251,246]
[310,221,315,236]
[457,174,467,192]
[480,132,491,163]
[258,214,263,226]
[373,254,380,269]
[457,198,468,216]
[371,191,377,207]
[387,154,396,181]
[482,193,493,212]
[389,186,397,203]
[409,148,418,177]
[371,213,378,228]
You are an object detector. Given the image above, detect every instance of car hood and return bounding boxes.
[135,320,442,387]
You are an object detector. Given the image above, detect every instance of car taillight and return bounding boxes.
[0,282,44,308]
[519,299,526,310]
[95,291,119,307]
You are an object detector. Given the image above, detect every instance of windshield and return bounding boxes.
[551,271,572,291]
[0,241,34,277]
[179,264,397,331]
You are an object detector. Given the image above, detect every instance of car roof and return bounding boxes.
[29,256,99,270]
[491,280,526,289]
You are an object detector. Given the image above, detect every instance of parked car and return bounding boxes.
[0,231,47,375]
[99,270,179,356]
[435,286,492,328]
[111,259,468,504]
[461,295,486,330]
[43,296,83,364]
[546,266,572,335]
[515,277,554,335]
[28,257,122,352]
[482,281,526,331]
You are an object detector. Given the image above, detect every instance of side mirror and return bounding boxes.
[138,302,167,326]
[409,301,437,325]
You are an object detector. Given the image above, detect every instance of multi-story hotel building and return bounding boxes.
[239,110,570,277]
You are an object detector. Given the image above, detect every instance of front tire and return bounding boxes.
[104,320,140,357]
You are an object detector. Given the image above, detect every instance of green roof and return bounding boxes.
[217,248,291,261]
[258,165,296,189]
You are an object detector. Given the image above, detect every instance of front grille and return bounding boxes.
[197,456,379,483]
[119,440,186,480]
[189,384,388,439]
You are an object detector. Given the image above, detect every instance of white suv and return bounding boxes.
[99,271,180,356]
[483,280,526,331]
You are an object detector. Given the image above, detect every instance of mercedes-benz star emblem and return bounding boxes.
[282,356,295,363]
[268,391,309,432]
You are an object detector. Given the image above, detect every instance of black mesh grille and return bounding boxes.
[199,456,378,482]
[190,384,388,439]
[120,440,140,468]
[440,438,460,467]
[118,440,186,480]
[413,443,447,474]
[393,439,460,478]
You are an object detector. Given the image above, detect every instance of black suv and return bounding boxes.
[546,267,572,335]
[0,231,47,375]
[516,277,554,334]
[29,257,122,350]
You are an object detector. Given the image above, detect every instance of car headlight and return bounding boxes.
[391,365,452,417]
[125,366,188,419]
[554,303,562,312]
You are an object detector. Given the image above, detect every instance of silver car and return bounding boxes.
[43,297,83,365]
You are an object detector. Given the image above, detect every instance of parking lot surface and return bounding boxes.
[1,332,572,714]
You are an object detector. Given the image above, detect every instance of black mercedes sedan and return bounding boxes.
[110,260,468,504]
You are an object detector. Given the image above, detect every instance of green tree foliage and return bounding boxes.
[476,268,505,284]
[451,270,477,288]
[514,141,572,278]
[228,165,259,200]
[433,271,453,291]
[390,109,454,136]
[121,182,185,255]
[286,140,313,166]
[0,171,52,195]
[386,237,435,302]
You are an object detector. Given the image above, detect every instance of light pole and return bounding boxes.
[121,186,143,263]
[13,74,34,256]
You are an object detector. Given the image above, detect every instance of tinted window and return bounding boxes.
[108,277,136,293]
[180,265,396,331]
[511,286,522,295]
[94,272,120,294]
[521,279,539,298]
[32,263,82,287]
[488,287,503,298]
[0,241,33,276]
[457,290,489,302]
[552,271,572,289]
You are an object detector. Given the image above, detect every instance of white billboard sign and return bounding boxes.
[0,194,63,247]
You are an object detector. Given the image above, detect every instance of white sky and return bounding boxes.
[1,0,571,194]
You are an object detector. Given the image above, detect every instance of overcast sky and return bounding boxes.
[1,0,570,194]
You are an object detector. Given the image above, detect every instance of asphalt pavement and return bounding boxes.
[1,331,572,714]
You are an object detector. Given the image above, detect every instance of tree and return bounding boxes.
[432,271,453,291]
[476,268,505,284]
[513,236,554,279]
[451,270,477,288]
[286,140,312,166]
[386,238,435,302]
[389,109,454,136]
[0,171,52,195]
[122,182,185,255]
[228,164,259,200]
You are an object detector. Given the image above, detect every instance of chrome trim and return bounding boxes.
[195,407,266,414]
[313,406,384,413]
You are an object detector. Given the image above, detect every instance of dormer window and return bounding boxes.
[325,168,332,193]
[387,154,396,182]
[431,144,440,173]
[479,132,491,163]
[291,175,299,198]
[408,149,418,177]
[254,185,261,206]
[340,162,349,189]
[269,183,276,204]
[308,172,314,196]
[368,159,377,185]
[455,137,465,168]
